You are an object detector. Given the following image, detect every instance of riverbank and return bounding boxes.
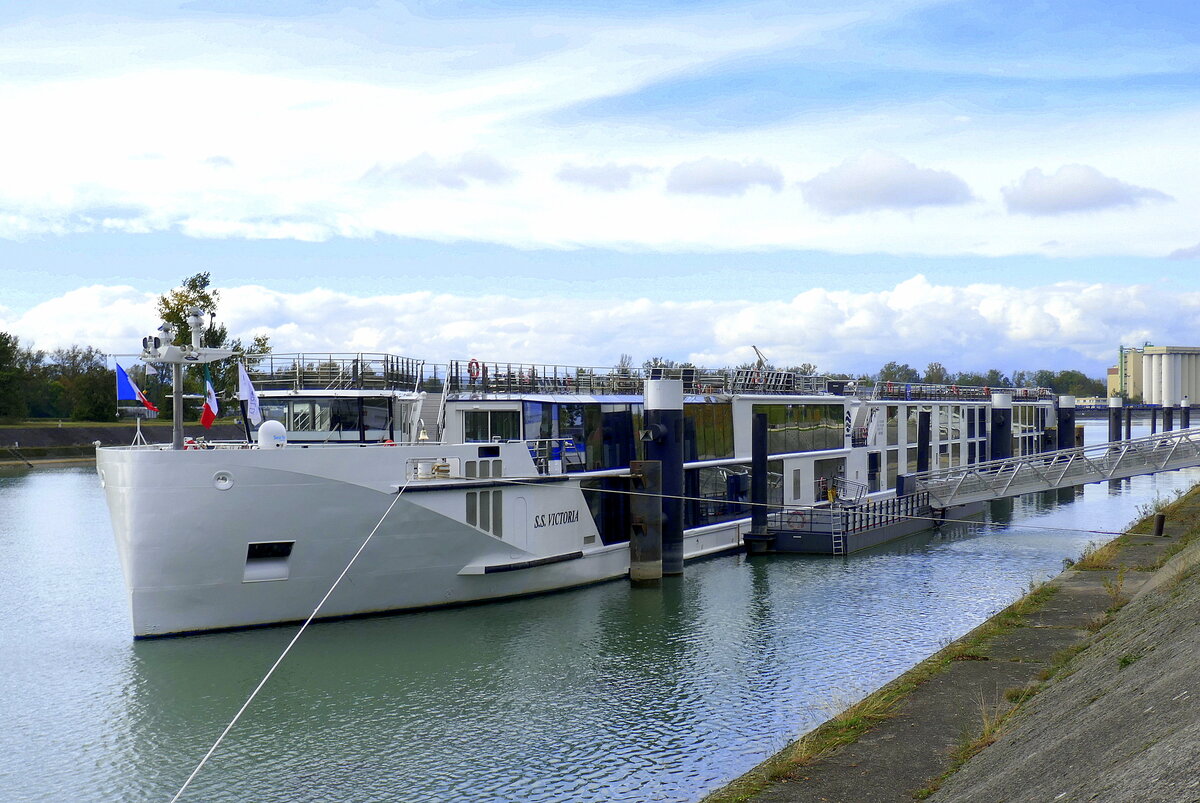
[0,421,245,463]
[707,483,1200,802]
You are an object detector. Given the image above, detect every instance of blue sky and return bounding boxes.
[0,0,1197,375]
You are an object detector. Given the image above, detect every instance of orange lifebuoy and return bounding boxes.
[951,384,959,395]
[383,439,395,445]
[185,438,199,450]
[886,381,894,394]
[467,358,481,380]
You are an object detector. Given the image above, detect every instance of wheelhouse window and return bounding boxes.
[463,410,520,442]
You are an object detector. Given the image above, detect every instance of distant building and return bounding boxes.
[1110,346,1200,405]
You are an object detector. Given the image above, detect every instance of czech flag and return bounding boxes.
[115,364,159,412]
[201,366,218,429]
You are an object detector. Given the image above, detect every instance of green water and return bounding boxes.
[2,423,1194,802]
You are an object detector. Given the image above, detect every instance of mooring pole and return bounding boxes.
[1151,406,1158,434]
[628,460,663,584]
[644,378,684,575]
[1108,397,1123,442]
[1164,399,1175,433]
[1184,396,1192,429]
[751,412,768,536]
[1057,395,1076,450]
[990,393,1012,461]
[1124,406,1133,440]
[916,409,931,472]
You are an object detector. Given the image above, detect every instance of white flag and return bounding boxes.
[144,363,159,376]
[238,362,263,426]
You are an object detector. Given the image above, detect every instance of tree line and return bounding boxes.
[0,273,270,423]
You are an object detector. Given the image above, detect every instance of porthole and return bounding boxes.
[214,471,234,491]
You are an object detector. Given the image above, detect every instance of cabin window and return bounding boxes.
[886,449,898,488]
[886,406,898,446]
[465,489,502,536]
[684,403,735,460]
[752,403,843,454]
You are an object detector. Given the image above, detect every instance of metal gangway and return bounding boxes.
[906,428,1200,508]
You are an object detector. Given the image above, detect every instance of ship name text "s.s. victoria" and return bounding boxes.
[534,509,582,529]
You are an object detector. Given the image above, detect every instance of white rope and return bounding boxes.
[170,477,412,802]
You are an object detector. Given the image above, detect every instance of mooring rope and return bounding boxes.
[481,474,1144,538]
[169,477,412,803]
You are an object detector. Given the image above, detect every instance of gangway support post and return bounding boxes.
[916,410,931,473]
[990,393,1013,461]
[751,413,768,536]
[645,379,684,575]
[1108,397,1124,442]
[1057,395,1076,451]
[629,460,663,584]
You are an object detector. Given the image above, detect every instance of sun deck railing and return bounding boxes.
[444,360,841,396]
[245,353,424,392]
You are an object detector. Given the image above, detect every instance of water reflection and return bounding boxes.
[3,426,1199,802]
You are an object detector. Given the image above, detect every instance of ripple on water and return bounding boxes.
[2,455,1198,802]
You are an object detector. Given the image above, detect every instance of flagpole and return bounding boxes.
[240,399,251,443]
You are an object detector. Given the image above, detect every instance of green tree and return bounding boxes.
[153,274,271,417]
[48,346,114,421]
[878,361,920,383]
[923,362,950,384]
[0,332,27,420]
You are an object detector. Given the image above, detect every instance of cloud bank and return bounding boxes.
[800,152,973,215]
[4,277,1192,377]
[1002,165,1172,216]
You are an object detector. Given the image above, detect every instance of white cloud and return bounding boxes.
[361,152,515,190]
[556,162,652,191]
[800,151,972,215]
[1002,164,1172,216]
[666,158,784,196]
[0,3,1194,259]
[5,277,1197,377]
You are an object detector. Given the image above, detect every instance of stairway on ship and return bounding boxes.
[417,390,442,441]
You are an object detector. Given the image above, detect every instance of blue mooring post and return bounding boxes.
[751,412,768,536]
[1184,396,1192,429]
[990,393,1013,461]
[1057,395,1076,450]
[916,410,931,473]
[1108,397,1123,442]
[645,379,684,575]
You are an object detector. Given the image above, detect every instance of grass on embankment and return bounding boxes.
[705,481,1200,803]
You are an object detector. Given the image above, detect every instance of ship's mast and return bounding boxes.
[140,308,235,450]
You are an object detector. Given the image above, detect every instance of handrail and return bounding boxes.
[905,427,1200,506]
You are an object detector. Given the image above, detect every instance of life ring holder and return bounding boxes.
[467,358,481,381]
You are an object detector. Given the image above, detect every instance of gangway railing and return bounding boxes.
[905,428,1200,508]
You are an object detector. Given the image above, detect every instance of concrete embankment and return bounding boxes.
[0,423,246,463]
[707,485,1200,803]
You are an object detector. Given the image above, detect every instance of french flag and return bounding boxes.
[116,364,159,412]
